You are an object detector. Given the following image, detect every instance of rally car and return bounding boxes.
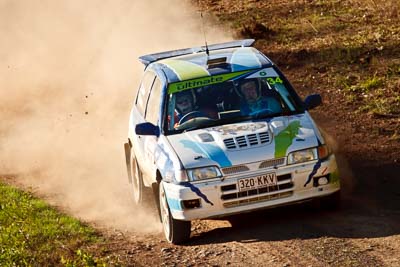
[124,39,340,244]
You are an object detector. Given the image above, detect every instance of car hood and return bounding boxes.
[166,114,320,169]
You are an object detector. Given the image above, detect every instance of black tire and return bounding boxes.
[227,214,247,228]
[129,152,152,206]
[310,190,341,211]
[159,182,191,244]
[321,190,341,210]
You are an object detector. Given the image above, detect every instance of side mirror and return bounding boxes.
[304,94,322,110]
[135,122,160,136]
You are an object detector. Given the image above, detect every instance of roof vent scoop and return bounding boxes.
[197,133,215,142]
[207,57,228,69]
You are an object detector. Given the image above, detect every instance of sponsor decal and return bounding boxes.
[210,122,267,135]
[245,67,278,79]
[274,120,301,158]
[181,182,214,206]
[168,70,252,94]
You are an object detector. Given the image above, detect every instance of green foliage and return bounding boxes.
[61,249,107,267]
[347,76,384,93]
[387,63,400,77]
[0,182,101,266]
[360,77,384,91]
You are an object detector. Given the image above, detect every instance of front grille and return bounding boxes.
[222,165,250,175]
[220,173,293,207]
[259,158,285,169]
[223,191,293,208]
[223,131,271,150]
[221,182,293,200]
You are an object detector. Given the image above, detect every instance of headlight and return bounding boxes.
[287,148,317,164]
[173,169,189,182]
[187,166,222,181]
[287,145,331,165]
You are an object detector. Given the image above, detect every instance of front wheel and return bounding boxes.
[310,190,341,211]
[320,190,341,210]
[159,182,191,244]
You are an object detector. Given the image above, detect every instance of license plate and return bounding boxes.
[237,173,277,192]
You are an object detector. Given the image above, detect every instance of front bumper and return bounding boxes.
[163,155,340,221]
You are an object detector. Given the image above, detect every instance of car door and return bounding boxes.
[131,70,156,173]
[141,76,163,184]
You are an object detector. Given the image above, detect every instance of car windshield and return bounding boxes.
[165,67,304,133]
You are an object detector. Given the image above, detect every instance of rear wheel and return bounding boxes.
[159,182,191,244]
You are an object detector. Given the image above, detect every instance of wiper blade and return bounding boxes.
[179,118,218,132]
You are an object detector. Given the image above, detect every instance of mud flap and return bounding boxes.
[152,182,162,222]
[124,142,132,183]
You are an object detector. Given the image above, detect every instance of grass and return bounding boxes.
[0,181,112,266]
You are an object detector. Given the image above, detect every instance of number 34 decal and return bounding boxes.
[266,77,283,85]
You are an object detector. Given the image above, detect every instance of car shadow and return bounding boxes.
[184,159,400,246]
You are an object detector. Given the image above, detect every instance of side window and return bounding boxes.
[136,71,156,115]
[145,77,163,125]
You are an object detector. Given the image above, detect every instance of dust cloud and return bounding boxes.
[319,128,355,195]
[0,0,230,233]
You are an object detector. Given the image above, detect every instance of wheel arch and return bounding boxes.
[124,139,133,183]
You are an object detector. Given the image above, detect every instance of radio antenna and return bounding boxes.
[200,12,210,56]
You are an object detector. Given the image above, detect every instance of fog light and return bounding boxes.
[318,176,329,185]
[181,199,201,209]
[313,176,330,187]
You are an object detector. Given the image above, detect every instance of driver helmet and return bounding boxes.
[235,78,262,103]
[175,90,196,115]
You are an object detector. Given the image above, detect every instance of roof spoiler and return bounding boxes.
[138,39,255,66]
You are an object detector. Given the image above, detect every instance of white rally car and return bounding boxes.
[124,39,340,244]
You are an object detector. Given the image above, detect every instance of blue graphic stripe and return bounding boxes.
[304,160,322,187]
[167,197,182,211]
[201,144,232,168]
[230,47,262,72]
[180,140,232,168]
[154,143,175,182]
[181,182,214,206]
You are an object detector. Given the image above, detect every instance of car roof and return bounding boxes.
[140,40,273,84]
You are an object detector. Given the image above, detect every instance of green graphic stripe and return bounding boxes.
[168,70,252,94]
[161,59,209,81]
[274,121,301,158]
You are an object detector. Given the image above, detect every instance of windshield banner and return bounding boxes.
[168,70,252,94]
[168,68,280,94]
